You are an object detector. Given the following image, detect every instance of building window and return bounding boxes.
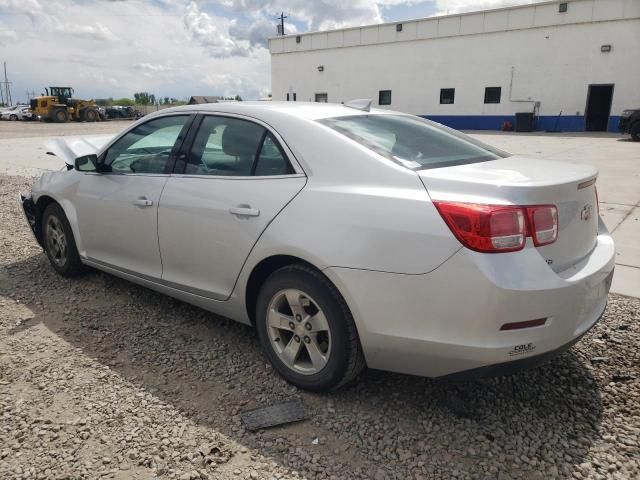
[378,90,392,105]
[484,87,501,104]
[559,2,568,13]
[315,93,328,103]
[440,88,455,104]
[293,93,297,101]
[396,23,403,32]
[296,35,301,43]
[286,93,290,101]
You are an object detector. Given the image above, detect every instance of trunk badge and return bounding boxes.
[581,204,594,222]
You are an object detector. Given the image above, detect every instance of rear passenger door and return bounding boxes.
[157,114,306,300]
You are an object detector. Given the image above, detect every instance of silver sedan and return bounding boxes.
[20,101,615,391]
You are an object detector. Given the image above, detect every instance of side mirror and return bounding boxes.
[74,154,99,172]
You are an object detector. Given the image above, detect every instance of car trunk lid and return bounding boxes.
[418,156,599,272]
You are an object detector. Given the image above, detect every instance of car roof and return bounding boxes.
[149,101,399,121]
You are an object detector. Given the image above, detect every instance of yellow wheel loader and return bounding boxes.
[30,87,100,123]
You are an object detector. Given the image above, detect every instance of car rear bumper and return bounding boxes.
[325,219,615,379]
[438,301,605,382]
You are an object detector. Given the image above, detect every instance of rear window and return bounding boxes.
[318,114,509,170]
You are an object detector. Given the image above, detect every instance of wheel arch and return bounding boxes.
[245,254,319,325]
[33,194,59,245]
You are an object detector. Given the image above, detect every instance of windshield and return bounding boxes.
[318,114,509,170]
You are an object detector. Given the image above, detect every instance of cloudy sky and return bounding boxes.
[0,0,542,103]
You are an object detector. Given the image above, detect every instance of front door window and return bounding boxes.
[103,115,189,174]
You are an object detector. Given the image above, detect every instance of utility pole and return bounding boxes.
[3,62,12,106]
[276,12,287,36]
[25,91,37,101]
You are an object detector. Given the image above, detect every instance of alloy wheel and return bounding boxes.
[46,215,67,267]
[266,289,332,375]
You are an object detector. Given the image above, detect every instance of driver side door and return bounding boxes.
[74,114,192,279]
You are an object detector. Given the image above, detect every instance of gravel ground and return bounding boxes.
[1,174,639,480]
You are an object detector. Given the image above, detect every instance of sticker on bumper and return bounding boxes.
[508,343,537,357]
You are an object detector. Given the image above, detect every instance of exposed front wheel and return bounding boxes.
[631,122,640,142]
[42,203,87,277]
[256,264,365,391]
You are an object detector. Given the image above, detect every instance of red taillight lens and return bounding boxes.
[433,202,526,253]
[527,205,558,246]
[434,201,559,253]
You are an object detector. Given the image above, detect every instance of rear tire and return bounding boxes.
[42,203,87,277]
[256,264,365,391]
[9,114,17,121]
[52,108,68,123]
[631,122,640,142]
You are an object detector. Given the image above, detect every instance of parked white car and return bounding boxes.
[2,105,32,121]
[20,101,615,391]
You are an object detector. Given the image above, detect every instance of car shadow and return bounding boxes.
[4,252,604,479]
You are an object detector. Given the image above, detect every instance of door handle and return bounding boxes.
[133,198,153,207]
[229,206,260,217]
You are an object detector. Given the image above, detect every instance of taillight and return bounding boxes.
[434,201,559,253]
[527,205,558,246]
[433,202,526,253]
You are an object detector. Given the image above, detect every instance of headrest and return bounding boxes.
[221,121,264,158]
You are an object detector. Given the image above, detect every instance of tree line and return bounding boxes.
[95,92,243,107]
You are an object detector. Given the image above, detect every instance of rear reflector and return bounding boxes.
[434,201,559,253]
[578,178,597,190]
[500,318,547,331]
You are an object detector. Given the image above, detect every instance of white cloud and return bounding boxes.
[0,21,18,45]
[0,0,45,23]
[183,1,250,58]
[229,14,297,49]
[133,63,174,72]
[58,23,119,42]
[433,0,543,15]
[218,0,388,31]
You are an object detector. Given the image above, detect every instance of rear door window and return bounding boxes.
[184,115,293,176]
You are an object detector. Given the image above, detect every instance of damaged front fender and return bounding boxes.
[19,192,43,248]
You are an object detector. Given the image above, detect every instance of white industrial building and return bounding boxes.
[269,0,640,132]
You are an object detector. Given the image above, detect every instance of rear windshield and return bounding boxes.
[318,114,509,170]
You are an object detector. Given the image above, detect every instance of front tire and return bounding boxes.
[631,122,640,142]
[84,108,98,122]
[256,264,365,391]
[42,203,87,277]
[52,108,68,123]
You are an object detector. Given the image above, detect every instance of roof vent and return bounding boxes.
[344,99,372,112]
